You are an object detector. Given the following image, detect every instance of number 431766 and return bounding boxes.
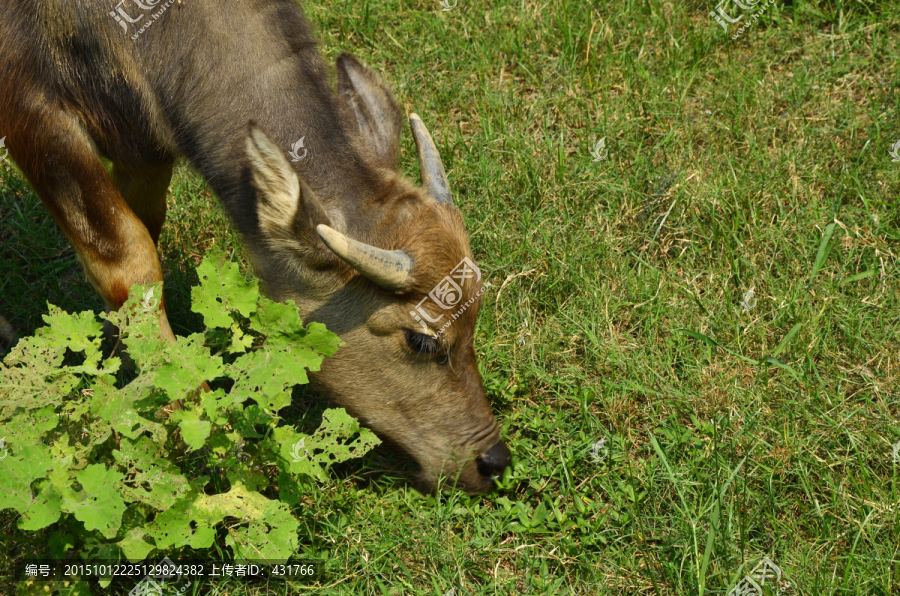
[271,564,315,576]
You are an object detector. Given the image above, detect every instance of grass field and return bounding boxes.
[2,0,900,594]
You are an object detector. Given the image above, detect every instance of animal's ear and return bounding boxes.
[246,123,331,242]
[337,53,402,171]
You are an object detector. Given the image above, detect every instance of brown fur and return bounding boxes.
[0,0,505,493]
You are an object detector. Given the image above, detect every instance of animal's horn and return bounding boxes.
[409,113,452,205]
[316,224,413,292]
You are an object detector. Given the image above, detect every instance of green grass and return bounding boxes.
[3,0,900,594]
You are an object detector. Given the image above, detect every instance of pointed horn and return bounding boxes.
[316,224,413,291]
[409,113,452,205]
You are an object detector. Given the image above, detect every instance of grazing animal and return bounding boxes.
[0,0,510,493]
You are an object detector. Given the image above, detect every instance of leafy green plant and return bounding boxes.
[0,248,379,567]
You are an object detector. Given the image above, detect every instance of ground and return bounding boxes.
[1,0,899,594]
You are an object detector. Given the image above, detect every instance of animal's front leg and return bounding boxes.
[6,101,177,344]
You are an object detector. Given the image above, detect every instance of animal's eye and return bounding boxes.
[404,329,441,355]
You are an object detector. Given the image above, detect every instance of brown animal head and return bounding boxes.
[243,54,510,494]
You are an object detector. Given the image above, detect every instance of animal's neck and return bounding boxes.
[136,2,377,235]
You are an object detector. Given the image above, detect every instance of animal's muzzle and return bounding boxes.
[476,441,512,481]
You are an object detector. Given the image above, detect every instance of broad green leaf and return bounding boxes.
[0,248,343,563]
[226,466,269,492]
[169,408,211,450]
[201,388,240,422]
[277,470,308,507]
[146,333,224,399]
[0,333,78,417]
[230,324,254,353]
[275,408,381,481]
[0,444,61,530]
[148,484,261,550]
[193,481,269,521]
[225,499,299,562]
[107,283,170,370]
[144,489,218,550]
[61,464,125,539]
[249,297,340,355]
[146,498,195,550]
[248,297,307,339]
[230,345,324,406]
[192,248,260,328]
[89,377,162,440]
[20,482,62,531]
[39,305,104,369]
[113,436,191,510]
[118,527,156,560]
[0,406,59,451]
[256,390,291,412]
[189,525,218,549]
[2,327,66,369]
[275,427,321,480]
[144,490,216,549]
[208,429,243,456]
[300,322,342,357]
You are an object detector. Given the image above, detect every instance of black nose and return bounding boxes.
[477,441,512,479]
